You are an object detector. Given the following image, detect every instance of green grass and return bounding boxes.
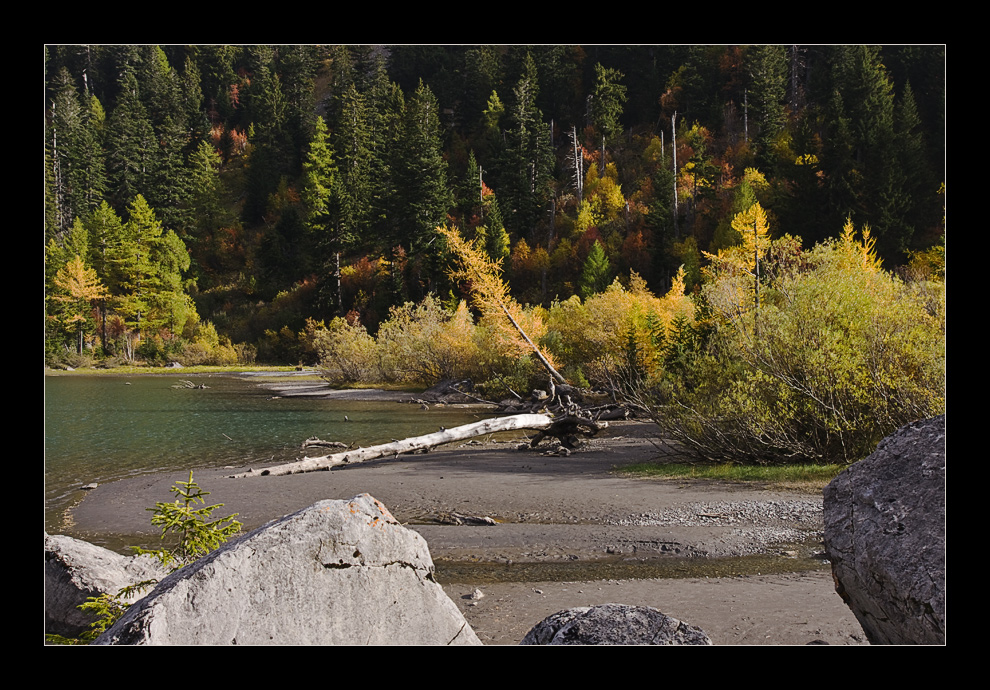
[616,461,846,490]
[45,364,304,376]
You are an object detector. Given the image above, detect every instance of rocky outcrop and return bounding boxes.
[94,494,481,645]
[45,533,168,638]
[823,416,946,644]
[520,604,712,645]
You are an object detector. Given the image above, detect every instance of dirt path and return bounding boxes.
[67,419,866,645]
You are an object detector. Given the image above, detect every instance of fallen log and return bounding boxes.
[230,413,600,478]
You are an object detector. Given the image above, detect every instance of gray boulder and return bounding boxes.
[521,604,712,645]
[45,533,167,638]
[823,416,946,644]
[95,494,481,645]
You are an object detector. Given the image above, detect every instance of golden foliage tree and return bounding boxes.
[53,255,109,354]
[438,225,566,383]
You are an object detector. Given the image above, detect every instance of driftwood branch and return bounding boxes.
[231,413,605,478]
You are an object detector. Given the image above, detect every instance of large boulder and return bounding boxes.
[94,494,481,645]
[823,416,946,644]
[45,533,168,638]
[520,604,712,645]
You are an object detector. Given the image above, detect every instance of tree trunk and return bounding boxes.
[229,413,607,478]
[230,414,554,478]
[500,304,566,384]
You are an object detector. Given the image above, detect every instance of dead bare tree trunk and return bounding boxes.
[229,413,606,478]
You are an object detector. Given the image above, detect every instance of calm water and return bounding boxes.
[44,373,482,535]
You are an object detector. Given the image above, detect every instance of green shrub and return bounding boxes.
[635,222,945,465]
[313,316,378,385]
[375,295,481,384]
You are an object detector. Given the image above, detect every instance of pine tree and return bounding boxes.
[579,240,612,299]
[109,195,196,340]
[106,71,157,210]
[746,44,788,172]
[496,53,555,242]
[49,68,107,235]
[302,116,348,313]
[395,80,453,254]
[331,82,375,247]
[482,194,510,266]
[590,63,628,146]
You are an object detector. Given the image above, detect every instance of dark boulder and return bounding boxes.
[823,416,946,644]
[520,604,712,645]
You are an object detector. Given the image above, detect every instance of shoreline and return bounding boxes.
[64,422,867,645]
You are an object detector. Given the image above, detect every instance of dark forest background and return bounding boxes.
[44,45,945,366]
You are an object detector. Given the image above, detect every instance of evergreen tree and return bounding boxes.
[481,194,510,266]
[579,240,611,299]
[243,45,293,223]
[302,116,348,313]
[393,80,454,296]
[331,82,375,247]
[496,53,555,243]
[84,200,127,292]
[105,71,157,210]
[49,68,107,234]
[365,56,406,243]
[590,63,628,146]
[848,46,912,261]
[462,46,503,137]
[746,44,788,171]
[394,80,453,254]
[277,45,321,172]
[108,195,196,340]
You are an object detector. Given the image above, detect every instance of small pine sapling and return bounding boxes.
[76,471,241,641]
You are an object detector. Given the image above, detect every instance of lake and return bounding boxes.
[44,373,483,536]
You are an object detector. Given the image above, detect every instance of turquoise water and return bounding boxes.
[44,374,482,534]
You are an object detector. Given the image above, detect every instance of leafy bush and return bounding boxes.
[633,221,945,465]
[375,295,481,384]
[178,321,240,366]
[313,315,378,385]
[544,270,693,388]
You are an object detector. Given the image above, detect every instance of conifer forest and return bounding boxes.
[44,45,946,464]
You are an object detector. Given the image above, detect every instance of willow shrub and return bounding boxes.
[312,316,378,386]
[543,270,694,388]
[644,224,945,465]
[374,295,482,385]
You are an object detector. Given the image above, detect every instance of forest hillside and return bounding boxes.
[44,45,945,464]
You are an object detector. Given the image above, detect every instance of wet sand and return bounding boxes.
[66,413,866,645]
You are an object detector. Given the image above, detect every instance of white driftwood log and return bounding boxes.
[229,414,558,478]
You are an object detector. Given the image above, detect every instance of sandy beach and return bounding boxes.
[65,383,867,645]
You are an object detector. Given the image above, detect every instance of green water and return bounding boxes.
[44,374,482,534]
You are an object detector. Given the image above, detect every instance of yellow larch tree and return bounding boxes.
[438,225,566,383]
[53,254,110,354]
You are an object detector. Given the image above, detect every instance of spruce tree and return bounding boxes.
[496,53,555,243]
[395,80,453,254]
[302,116,348,313]
[579,240,611,299]
[106,71,157,211]
[590,63,628,146]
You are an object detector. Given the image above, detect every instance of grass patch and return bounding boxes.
[616,461,846,491]
[45,364,303,376]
